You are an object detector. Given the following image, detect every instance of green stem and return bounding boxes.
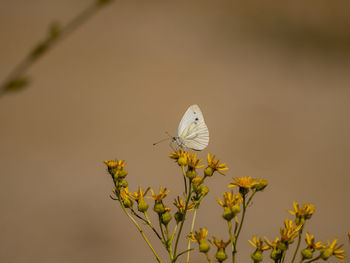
[170,223,178,243]
[173,178,192,258]
[304,255,321,263]
[117,194,162,263]
[205,252,212,263]
[182,166,187,193]
[228,220,234,263]
[291,229,303,263]
[0,0,113,97]
[145,211,164,242]
[166,225,174,261]
[159,216,166,242]
[186,208,198,263]
[281,250,286,263]
[232,191,255,263]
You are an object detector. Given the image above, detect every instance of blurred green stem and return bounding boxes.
[186,208,198,263]
[116,192,163,263]
[291,229,303,263]
[0,0,113,98]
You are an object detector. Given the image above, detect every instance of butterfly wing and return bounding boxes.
[177,105,209,151]
[180,120,209,150]
[177,104,204,136]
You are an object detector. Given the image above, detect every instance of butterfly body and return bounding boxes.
[173,104,209,151]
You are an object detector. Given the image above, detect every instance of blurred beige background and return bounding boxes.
[0,0,349,262]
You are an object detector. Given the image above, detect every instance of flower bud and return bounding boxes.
[174,211,184,223]
[204,166,214,177]
[251,250,263,262]
[270,248,282,261]
[277,241,287,252]
[118,169,128,178]
[199,241,210,253]
[161,211,172,225]
[320,248,333,260]
[201,186,210,196]
[186,169,196,180]
[123,197,133,208]
[239,187,249,196]
[231,204,241,215]
[222,207,235,221]
[154,202,165,214]
[138,199,149,212]
[215,248,227,262]
[253,179,268,191]
[178,156,187,167]
[120,180,128,188]
[301,248,313,259]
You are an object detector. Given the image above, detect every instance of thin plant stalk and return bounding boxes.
[173,177,192,259]
[117,193,162,263]
[291,229,303,263]
[0,0,113,97]
[186,208,198,263]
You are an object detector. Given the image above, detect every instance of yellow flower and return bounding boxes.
[228,176,258,189]
[305,232,325,251]
[264,237,280,249]
[209,236,230,249]
[187,153,204,169]
[288,202,315,223]
[206,153,228,176]
[280,219,303,243]
[174,196,195,213]
[253,178,268,191]
[120,187,133,208]
[248,236,270,251]
[321,238,345,261]
[104,159,128,179]
[169,150,189,166]
[104,159,127,170]
[188,228,209,242]
[217,191,242,208]
[149,186,170,201]
[127,186,150,201]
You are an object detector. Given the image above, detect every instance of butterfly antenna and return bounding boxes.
[165,131,173,138]
[153,137,170,146]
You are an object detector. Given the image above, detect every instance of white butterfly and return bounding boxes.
[172,104,209,151]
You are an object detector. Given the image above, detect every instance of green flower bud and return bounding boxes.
[178,156,187,167]
[199,240,210,253]
[120,180,128,188]
[301,248,313,259]
[231,204,241,215]
[186,169,196,180]
[174,211,184,223]
[251,250,263,262]
[204,166,214,177]
[161,211,172,225]
[123,197,133,208]
[277,241,288,252]
[270,248,282,261]
[239,187,249,196]
[201,186,210,196]
[118,169,128,178]
[253,180,268,191]
[320,248,333,260]
[222,207,235,221]
[154,202,165,214]
[138,199,149,212]
[215,248,227,262]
